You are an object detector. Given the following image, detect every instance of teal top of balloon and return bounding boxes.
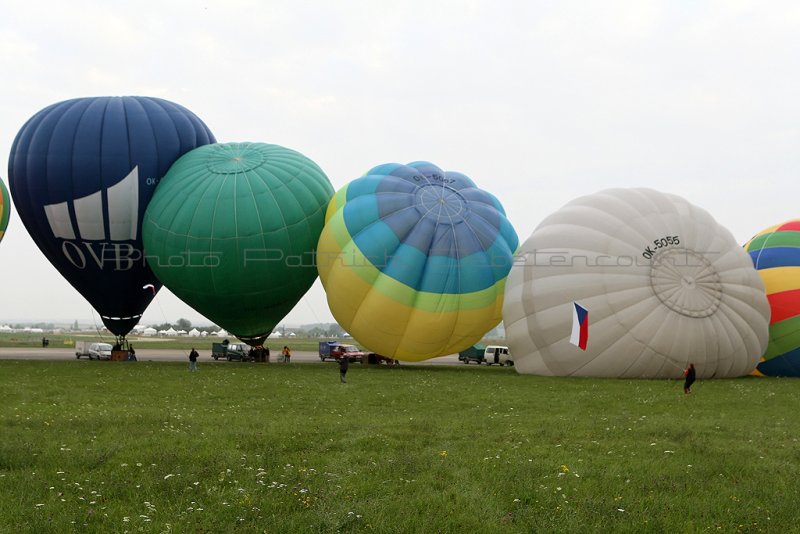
[142,142,334,344]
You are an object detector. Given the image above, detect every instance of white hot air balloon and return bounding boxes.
[503,188,770,378]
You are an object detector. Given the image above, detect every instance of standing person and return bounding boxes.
[282,346,291,363]
[128,344,136,361]
[189,348,199,372]
[683,363,696,394]
[338,355,349,383]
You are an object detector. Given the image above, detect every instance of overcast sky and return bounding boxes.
[0,1,798,328]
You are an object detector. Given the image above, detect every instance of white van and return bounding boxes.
[483,345,513,366]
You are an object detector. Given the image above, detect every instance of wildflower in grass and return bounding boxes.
[439,450,448,458]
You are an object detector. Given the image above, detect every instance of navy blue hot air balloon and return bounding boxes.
[8,97,215,337]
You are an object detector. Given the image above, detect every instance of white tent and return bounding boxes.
[143,327,157,336]
[268,331,283,338]
[188,328,201,337]
[165,327,178,336]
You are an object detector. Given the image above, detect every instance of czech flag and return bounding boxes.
[570,302,588,351]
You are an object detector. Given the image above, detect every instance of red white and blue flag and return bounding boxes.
[570,302,588,351]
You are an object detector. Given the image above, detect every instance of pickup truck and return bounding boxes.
[211,342,252,361]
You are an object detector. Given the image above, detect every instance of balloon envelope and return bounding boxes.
[745,220,800,376]
[142,142,334,345]
[0,179,9,244]
[317,161,518,361]
[503,188,770,378]
[8,96,215,335]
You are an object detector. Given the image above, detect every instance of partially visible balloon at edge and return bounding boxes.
[0,179,9,244]
[745,219,800,376]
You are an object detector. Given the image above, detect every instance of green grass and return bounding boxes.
[0,361,796,533]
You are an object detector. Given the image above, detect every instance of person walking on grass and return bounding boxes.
[282,345,291,363]
[189,348,199,372]
[339,355,349,383]
[683,363,696,393]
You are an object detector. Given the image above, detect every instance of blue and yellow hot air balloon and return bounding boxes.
[317,161,518,361]
[0,179,9,244]
[746,220,800,376]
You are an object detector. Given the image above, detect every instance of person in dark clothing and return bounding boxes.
[189,348,199,372]
[683,363,696,394]
[339,356,349,383]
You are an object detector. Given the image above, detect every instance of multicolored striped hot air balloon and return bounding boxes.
[745,220,800,376]
[317,161,518,361]
[0,179,9,244]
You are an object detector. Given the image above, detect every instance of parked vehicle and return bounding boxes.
[319,341,368,363]
[75,341,92,359]
[75,341,112,360]
[458,344,513,366]
[458,344,486,364]
[483,345,513,366]
[318,341,397,365]
[211,342,252,361]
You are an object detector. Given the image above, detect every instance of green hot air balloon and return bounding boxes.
[142,142,334,345]
[0,178,10,244]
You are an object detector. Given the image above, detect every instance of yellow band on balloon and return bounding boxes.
[758,267,800,295]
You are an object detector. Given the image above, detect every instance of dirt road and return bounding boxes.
[0,347,463,365]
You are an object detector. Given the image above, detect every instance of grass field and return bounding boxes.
[0,360,797,533]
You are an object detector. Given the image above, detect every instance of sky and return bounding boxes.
[0,0,798,328]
